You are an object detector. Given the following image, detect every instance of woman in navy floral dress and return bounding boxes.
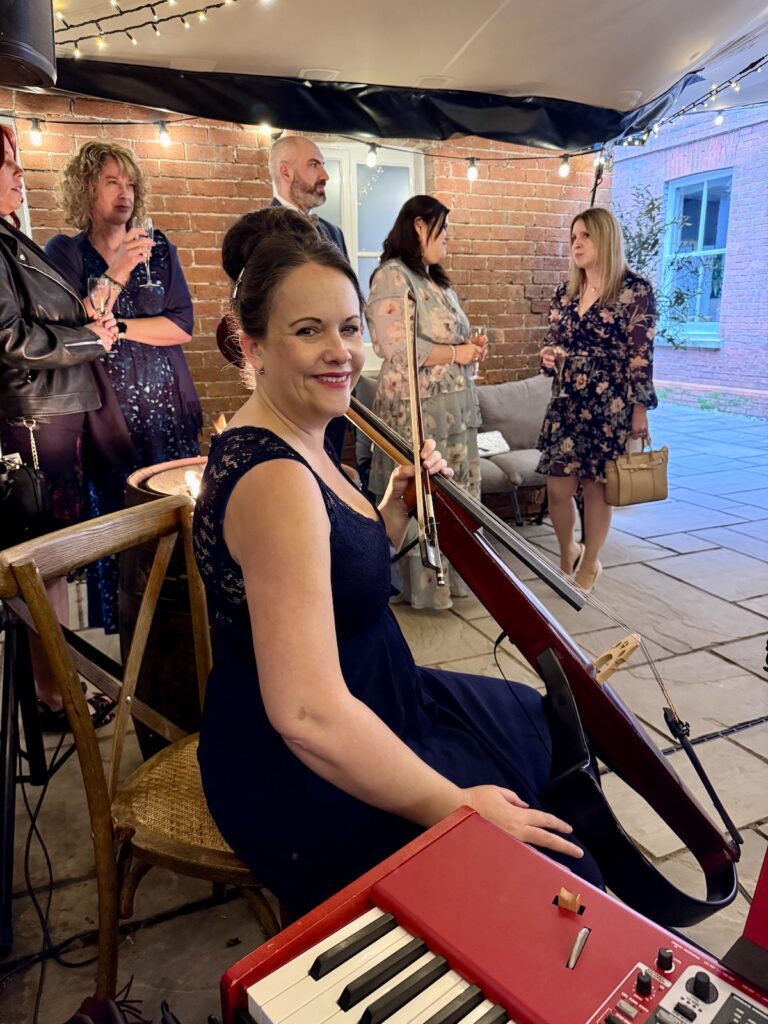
[46,141,201,631]
[536,208,657,593]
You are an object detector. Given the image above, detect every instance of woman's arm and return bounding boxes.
[223,457,582,856]
[119,235,194,347]
[120,315,190,346]
[0,257,108,368]
[625,280,658,411]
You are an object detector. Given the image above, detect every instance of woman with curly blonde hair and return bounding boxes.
[46,140,201,632]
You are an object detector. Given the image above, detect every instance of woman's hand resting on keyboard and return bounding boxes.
[461,785,584,859]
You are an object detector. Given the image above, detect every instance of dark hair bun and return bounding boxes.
[222,207,319,282]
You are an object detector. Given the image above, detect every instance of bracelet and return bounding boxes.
[104,274,126,292]
[450,345,456,365]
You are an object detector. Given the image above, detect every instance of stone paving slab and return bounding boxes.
[651,532,718,553]
[533,528,674,568]
[667,487,748,511]
[608,650,768,737]
[10,876,264,1024]
[649,548,768,601]
[730,518,768,542]
[713,637,768,678]
[392,604,491,663]
[730,722,768,758]
[611,501,747,538]
[671,470,768,496]
[721,503,768,521]
[691,525,768,562]
[600,738,768,858]
[729,487,768,510]
[668,454,740,473]
[737,595,768,617]
[569,564,767,654]
[666,828,767,958]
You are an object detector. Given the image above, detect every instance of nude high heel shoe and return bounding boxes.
[575,559,602,594]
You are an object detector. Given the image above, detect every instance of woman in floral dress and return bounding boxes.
[365,195,487,609]
[537,207,657,593]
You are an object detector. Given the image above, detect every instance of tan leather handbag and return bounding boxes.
[604,436,669,507]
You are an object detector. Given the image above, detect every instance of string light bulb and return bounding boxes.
[731,80,741,91]
[157,121,171,147]
[149,5,158,19]
[558,155,570,178]
[126,30,137,45]
[152,22,161,35]
[365,144,378,168]
[181,16,190,27]
[714,112,724,125]
[96,34,107,49]
[466,157,478,181]
[198,8,208,20]
[73,42,82,58]
[29,119,44,147]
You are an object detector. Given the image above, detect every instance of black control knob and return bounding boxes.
[656,947,674,972]
[636,970,653,997]
[689,970,718,1004]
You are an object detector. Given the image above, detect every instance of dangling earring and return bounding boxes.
[257,367,265,376]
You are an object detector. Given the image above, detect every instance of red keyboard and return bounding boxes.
[221,809,768,1024]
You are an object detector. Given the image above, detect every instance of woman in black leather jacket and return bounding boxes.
[0,124,118,724]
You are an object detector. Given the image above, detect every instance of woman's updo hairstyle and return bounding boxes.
[218,207,364,369]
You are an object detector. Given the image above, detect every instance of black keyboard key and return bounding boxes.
[337,937,428,1010]
[422,985,485,1024]
[309,913,398,980]
[474,1007,509,1024]
[361,956,450,1024]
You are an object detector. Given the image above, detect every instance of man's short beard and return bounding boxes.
[289,177,325,212]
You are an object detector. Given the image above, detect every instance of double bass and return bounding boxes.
[344,289,740,929]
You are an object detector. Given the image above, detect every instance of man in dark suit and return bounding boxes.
[268,136,351,457]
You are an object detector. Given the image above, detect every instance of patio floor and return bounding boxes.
[1,403,766,1022]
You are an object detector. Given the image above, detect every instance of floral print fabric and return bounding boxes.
[365,259,481,609]
[536,270,658,481]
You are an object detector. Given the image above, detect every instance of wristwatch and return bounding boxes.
[116,320,128,340]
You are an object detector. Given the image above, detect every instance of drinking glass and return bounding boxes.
[468,326,487,381]
[552,345,568,396]
[131,215,165,309]
[87,275,113,317]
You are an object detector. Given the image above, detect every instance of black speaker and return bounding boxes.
[0,0,56,88]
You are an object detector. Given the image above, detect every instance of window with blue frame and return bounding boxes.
[662,171,732,347]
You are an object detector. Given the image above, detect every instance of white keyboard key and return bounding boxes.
[247,908,387,1022]
[262,930,411,1023]
[302,952,436,1024]
[381,973,468,1024]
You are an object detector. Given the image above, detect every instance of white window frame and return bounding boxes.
[321,141,424,367]
[0,116,32,235]
[661,169,732,349]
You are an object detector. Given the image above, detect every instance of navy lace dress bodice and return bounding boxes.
[193,427,601,914]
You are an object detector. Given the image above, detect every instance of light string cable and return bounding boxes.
[619,52,768,145]
[55,0,239,55]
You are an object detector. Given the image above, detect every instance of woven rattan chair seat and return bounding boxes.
[112,734,243,859]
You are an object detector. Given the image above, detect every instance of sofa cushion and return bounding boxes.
[477,374,552,451]
[491,449,547,488]
[479,457,514,494]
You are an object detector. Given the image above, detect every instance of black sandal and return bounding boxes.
[37,689,117,732]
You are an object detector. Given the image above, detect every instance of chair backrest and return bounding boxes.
[0,494,211,807]
[476,374,553,451]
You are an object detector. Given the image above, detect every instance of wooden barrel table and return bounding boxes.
[120,457,206,759]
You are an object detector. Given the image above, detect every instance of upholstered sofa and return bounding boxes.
[476,373,553,524]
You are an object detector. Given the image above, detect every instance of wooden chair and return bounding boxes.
[0,494,280,1000]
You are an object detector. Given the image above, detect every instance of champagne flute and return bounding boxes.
[87,275,113,318]
[552,345,568,396]
[131,215,155,288]
[468,325,486,380]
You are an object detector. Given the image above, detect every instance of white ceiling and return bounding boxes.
[52,0,768,115]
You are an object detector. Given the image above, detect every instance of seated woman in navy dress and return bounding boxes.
[193,209,602,916]
[46,141,201,632]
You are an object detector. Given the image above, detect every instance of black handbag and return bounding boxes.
[0,421,53,548]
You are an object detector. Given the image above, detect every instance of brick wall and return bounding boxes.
[2,87,610,431]
[612,107,768,417]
